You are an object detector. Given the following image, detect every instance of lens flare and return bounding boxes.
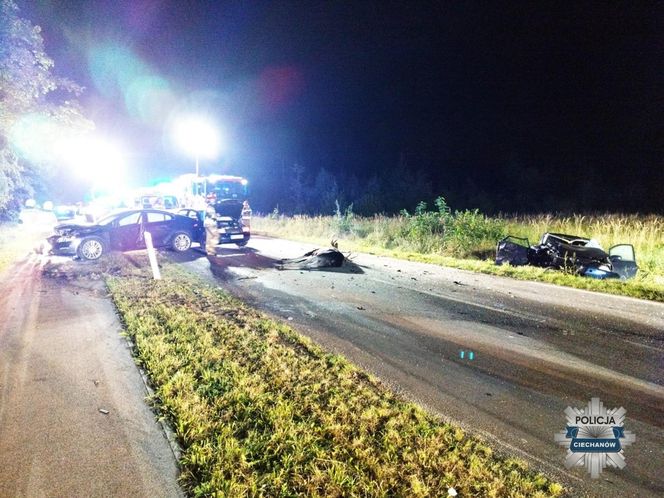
[88,42,175,127]
[9,113,62,163]
[126,75,175,126]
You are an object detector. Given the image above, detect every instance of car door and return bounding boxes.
[143,211,174,247]
[178,209,204,242]
[110,212,143,250]
[609,244,638,280]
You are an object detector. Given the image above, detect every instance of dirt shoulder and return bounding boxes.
[0,255,181,498]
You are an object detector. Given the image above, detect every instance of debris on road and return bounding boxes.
[99,408,109,415]
[496,232,638,280]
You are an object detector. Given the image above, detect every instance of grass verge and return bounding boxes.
[252,214,664,302]
[105,255,563,497]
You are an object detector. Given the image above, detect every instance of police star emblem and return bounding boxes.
[555,397,636,478]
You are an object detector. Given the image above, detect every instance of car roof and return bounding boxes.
[105,208,187,219]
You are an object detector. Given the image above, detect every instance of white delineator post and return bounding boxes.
[144,232,161,280]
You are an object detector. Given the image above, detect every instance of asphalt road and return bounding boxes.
[0,255,181,498]
[175,236,664,497]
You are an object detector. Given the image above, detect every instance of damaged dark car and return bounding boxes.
[496,232,638,280]
[47,209,200,261]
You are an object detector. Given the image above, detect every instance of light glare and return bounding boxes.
[55,135,127,191]
[173,117,221,159]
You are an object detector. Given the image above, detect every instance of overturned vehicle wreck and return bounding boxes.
[496,233,638,280]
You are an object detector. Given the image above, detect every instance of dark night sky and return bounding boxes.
[19,1,664,212]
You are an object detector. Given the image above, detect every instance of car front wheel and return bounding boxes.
[77,236,105,261]
[171,232,192,252]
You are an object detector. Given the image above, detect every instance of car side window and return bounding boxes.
[117,213,141,226]
[146,212,170,223]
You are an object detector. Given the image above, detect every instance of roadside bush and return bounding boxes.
[400,197,451,252]
[447,209,506,257]
[398,196,504,256]
[334,200,355,235]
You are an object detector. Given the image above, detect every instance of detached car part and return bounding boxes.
[496,232,638,280]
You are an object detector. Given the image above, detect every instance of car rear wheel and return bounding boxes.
[171,232,192,252]
[77,236,105,261]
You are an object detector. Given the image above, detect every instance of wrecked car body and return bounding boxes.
[496,232,638,280]
[47,209,199,261]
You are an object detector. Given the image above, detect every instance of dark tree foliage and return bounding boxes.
[0,0,89,221]
[252,160,435,216]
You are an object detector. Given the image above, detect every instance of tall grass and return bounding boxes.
[261,198,506,260]
[253,209,664,301]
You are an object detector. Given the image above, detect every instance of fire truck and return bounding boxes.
[175,174,252,248]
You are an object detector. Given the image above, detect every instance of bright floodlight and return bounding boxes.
[173,117,220,175]
[56,134,126,190]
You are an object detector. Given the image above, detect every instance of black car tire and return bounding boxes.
[171,231,192,252]
[77,236,105,261]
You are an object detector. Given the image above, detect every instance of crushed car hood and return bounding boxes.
[54,223,101,236]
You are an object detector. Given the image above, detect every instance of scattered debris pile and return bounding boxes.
[496,232,638,280]
[42,253,134,281]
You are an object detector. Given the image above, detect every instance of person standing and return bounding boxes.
[204,206,218,256]
[241,200,252,230]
